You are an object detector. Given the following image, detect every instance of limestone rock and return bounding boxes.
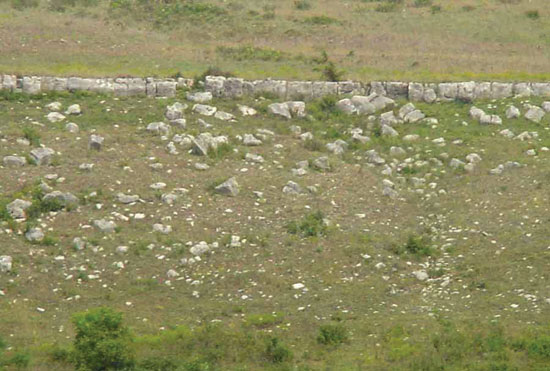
[214,177,239,197]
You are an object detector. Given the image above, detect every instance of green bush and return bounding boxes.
[287,211,328,237]
[526,10,540,20]
[317,324,349,346]
[72,307,135,371]
[294,0,311,10]
[403,234,434,257]
[22,126,41,147]
[265,337,293,363]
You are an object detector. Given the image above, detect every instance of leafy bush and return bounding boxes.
[72,307,135,371]
[525,10,540,20]
[402,234,434,257]
[414,0,432,7]
[294,0,311,10]
[265,337,293,363]
[22,126,41,147]
[287,211,328,237]
[317,324,349,346]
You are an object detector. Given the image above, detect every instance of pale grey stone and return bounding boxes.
[215,177,239,197]
[30,147,55,165]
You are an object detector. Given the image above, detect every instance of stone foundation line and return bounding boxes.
[1,74,549,102]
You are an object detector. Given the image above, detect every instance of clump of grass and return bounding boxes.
[303,15,340,25]
[317,323,349,346]
[22,126,41,147]
[208,142,234,160]
[216,46,286,62]
[10,0,38,10]
[430,4,442,14]
[414,0,432,7]
[294,0,311,10]
[287,211,328,237]
[525,10,540,20]
[303,138,324,152]
[265,337,293,363]
[399,234,435,257]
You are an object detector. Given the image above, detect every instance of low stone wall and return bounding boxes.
[2,73,550,102]
[0,75,194,98]
[204,76,550,102]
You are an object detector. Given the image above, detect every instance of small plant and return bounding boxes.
[72,307,135,371]
[403,234,434,257]
[414,0,432,7]
[294,0,311,10]
[287,211,328,237]
[525,10,540,20]
[304,15,340,25]
[208,142,234,160]
[317,323,349,346]
[265,337,293,363]
[303,138,324,152]
[430,4,442,14]
[22,126,41,146]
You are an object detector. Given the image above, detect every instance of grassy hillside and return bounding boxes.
[0,0,550,81]
[1,89,550,369]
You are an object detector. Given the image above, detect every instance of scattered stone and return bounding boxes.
[214,111,236,121]
[25,227,44,242]
[153,223,172,234]
[380,125,398,137]
[30,147,55,165]
[3,155,26,167]
[73,237,86,251]
[195,162,210,170]
[245,153,264,163]
[43,191,78,207]
[268,103,291,119]
[214,177,239,197]
[524,105,545,123]
[366,150,386,165]
[238,105,257,116]
[46,102,62,111]
[147,122,171,136]
[190,241,210,256]
[46,112,66,123]
[93,219,117,233]
[186,91,213,103]
[193,104,217,116]
[165,102,187,121]
[0,256,12,273]
[413,270,429,281]
[312,156,330,171]
[506,105,520,119]
[243,134,262,146]
[88,134,104,151]
[283,181,302,194]
[7,199,32,219]
[117,193,139,204]
[65,104,81,115]
[65,122,79,133]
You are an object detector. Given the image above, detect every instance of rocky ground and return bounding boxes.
[1,88,550,369]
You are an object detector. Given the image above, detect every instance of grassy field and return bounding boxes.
[0,87,550,369]
[1,0,550,81]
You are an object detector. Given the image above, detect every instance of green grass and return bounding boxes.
[1,0,550,81]
[1,91,550,369]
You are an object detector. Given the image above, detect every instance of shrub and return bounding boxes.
[414,0,432,7]
[22,126,41,147]
[317,324,349,346]
[72,307,135,371]
[403,234,434,257]
[525,10,540,20]
[265,337,293,363]
[287,211,328,237]
[294,0,311,10]
[321,61,345,82]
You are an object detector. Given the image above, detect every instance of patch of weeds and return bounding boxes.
[414,0,432,7]
[375,3,398,13]
[265,337,293,363]
[430,4,442,14]
[403,234,434,257]
[41,235,59,246]
[22,126,41,146]
[216,46,286,62]
[303,138,325,152]
[317,323,349,346]
[304,15,340,25]
[294,0,311,10]
[245,313,284,329]
[287,211,328,238]
[137,357,178,371]
[10,0,38,10]
[525,10,540,20]
[208,142,234,160]
[513,334,550,359]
